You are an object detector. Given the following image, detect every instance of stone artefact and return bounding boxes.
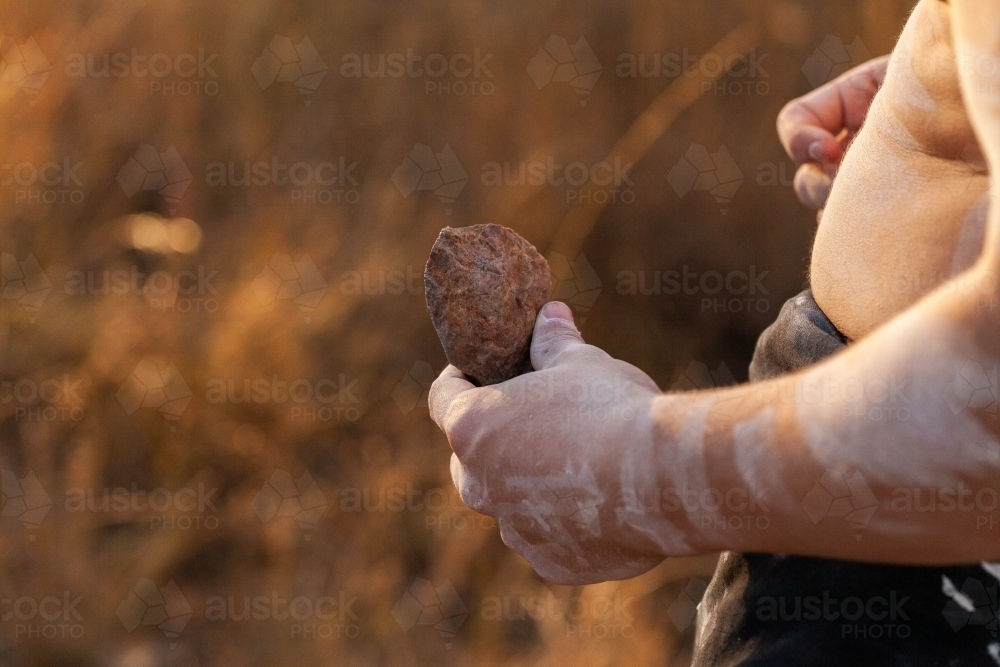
[425,224,551,385]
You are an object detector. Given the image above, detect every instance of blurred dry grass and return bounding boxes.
[0,0,913,665]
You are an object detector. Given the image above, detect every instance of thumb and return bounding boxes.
[530,301,585,370]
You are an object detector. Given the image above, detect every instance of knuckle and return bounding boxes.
[776,99,799,129]
[456,469,492,515]
[534,324,581,352]
[427,380,451,427]
[497,518,531,551]
[443,397,483,454]
[556,342,608,365]
[445,410,472,452]
[427,377,444,407]
[536,319,578,340]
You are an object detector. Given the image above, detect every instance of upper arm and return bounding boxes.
[948,0,1000,266]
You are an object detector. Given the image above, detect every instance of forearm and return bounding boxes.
[647,263,1000,563]
[635,0,1000,566]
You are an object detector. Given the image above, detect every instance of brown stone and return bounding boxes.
[425,224,551,386]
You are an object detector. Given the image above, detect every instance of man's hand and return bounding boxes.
[429,302,693,585]
[777,55,889,211]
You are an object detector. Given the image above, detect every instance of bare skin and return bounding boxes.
[810,0,991,340]
[430,0,1000,586]
[776,54,889,212]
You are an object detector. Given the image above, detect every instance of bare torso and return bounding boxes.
[810,0,991,340]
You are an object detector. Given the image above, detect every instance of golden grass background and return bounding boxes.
[0,0,913,664]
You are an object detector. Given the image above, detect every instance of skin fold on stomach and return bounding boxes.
[809,0,990,341]
[809,131,989,341]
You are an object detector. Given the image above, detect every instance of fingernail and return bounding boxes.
[541,301,573,322]
[808,141,824,161]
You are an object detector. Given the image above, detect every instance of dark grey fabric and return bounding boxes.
[691,290,999,667]
[747,290,848,382]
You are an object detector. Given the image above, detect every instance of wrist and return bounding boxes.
[639,393,733,556]
[646,388,792,556]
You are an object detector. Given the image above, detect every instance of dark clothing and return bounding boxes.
[746,290,848,382]
[692,290,999,667]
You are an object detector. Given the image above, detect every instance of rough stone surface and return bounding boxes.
[425,224,551,386]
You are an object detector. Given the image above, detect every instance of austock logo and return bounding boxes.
[64,263,220,314]
[801,468,878,539]
[65,482,220,531]
[0,35,52,104]
[755,589,912,639]
[1,157,86,205]
[339,48,495,97]
[204,155,360,205]
[338,265,423,296]
[548,253,603,325]
[392,361,436,416]
[252,469,327,540]
[668,578,708,631]
[0,590,85,640]
[615,48,771,97]
[802,36,872,88]
[944,361,998,420]
[204,590,360,639]
[64,48,220,97]
[116,359,193,428]
[480,589,636,639]
[533,470,603,536]
[116,144,193,215]
[528,35,602,105]
[635,480,771,533]
[392,144,468,214]
[1,470,52,539]
[1,253,52,321]
[392,578,468,648]
[942,569,998,638]
[116,578,193,649]
[886,483,1000,532]
[945,144,990,199]
[668,144,744,214]
[2,374,86,423]
[251,252,329,323]
[336,483,496,533]
[480,156,635,205]
[670,360,746,419]
[252,35,327,104]
[671,361,737,392]
[616,264,771,315]
[205,375,360,423]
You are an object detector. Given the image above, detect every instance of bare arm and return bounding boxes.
[651,0,1000,564]
[430,0,1000,584]
[432,251,998,584]
[649,263,999,563]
